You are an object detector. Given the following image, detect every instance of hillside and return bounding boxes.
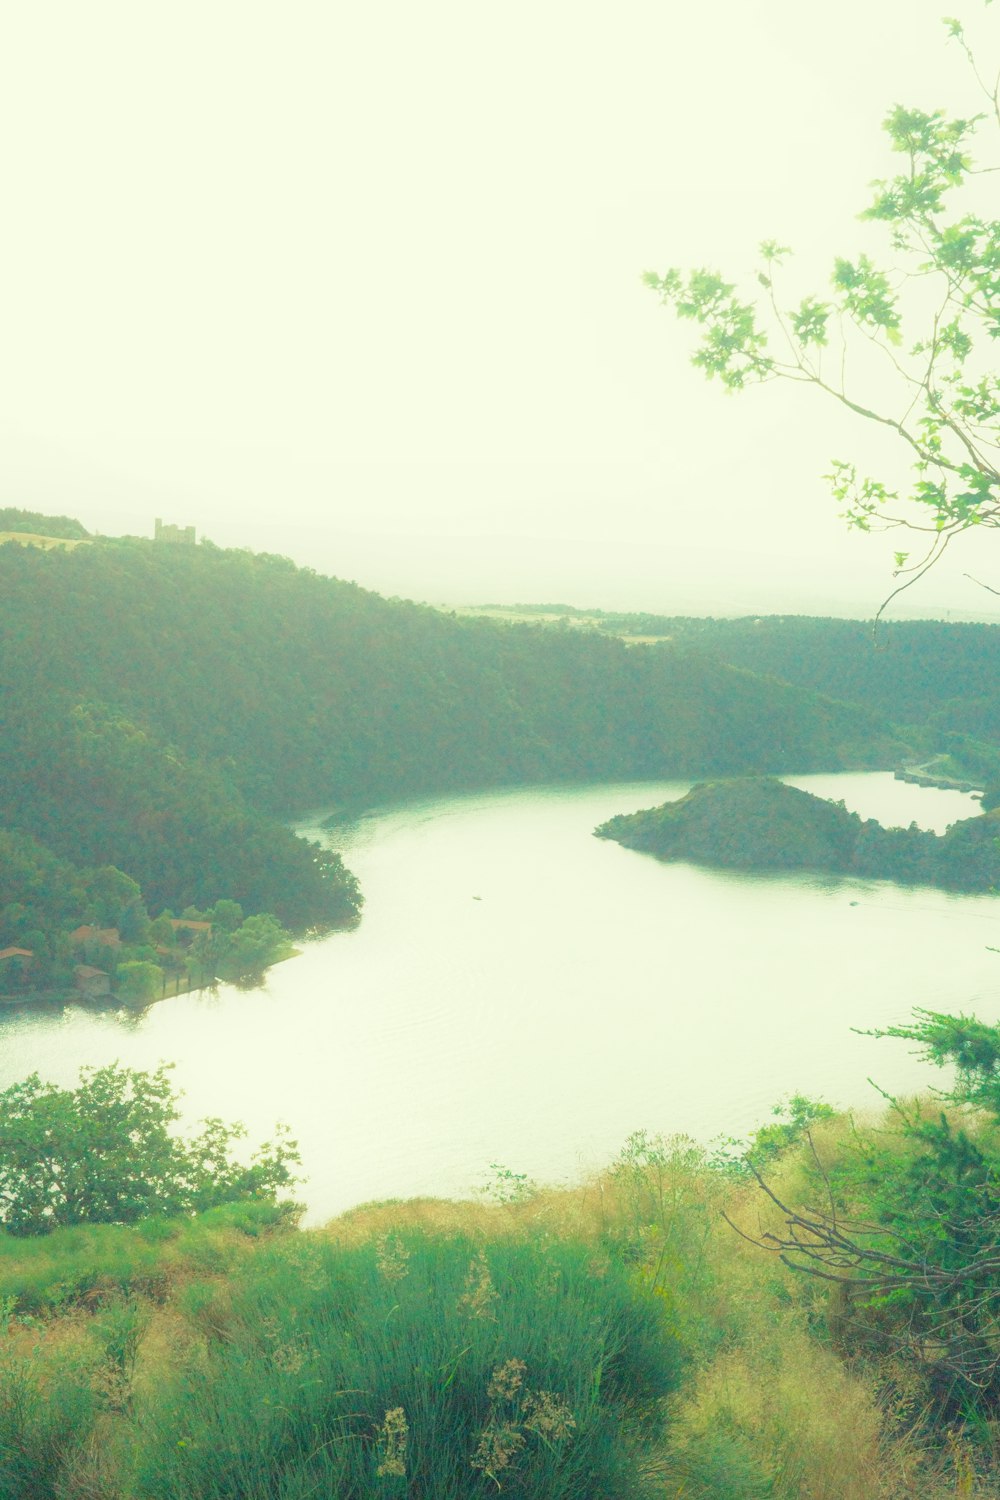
[0,526,905,983]
[590,613,1000,740]
[0,539,900,814]
[0,1082,992,1498]
[595,775,1000,891]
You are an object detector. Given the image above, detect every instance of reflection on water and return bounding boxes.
[0,774,995,1223]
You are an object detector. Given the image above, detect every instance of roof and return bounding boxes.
[74,964,109,979]
[69,926,121,946]
[0,947,33,960]
[169,919,212,932]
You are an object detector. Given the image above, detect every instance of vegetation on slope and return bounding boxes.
[3,1024,998,1497]
[596,775,1000,890]
[0,507,91,540]
[0,527,903,985]
[0,537,898,815]
[0,1063,299,1236]
[593,613,1000,748]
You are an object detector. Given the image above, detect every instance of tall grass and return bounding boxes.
[132,1231,681,1499]
[0,1113,985,1498]
[0,1200,287,1316]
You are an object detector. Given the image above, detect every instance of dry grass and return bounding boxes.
[322,1140,996,1498]
[3,1117,994,1497]
[0,531,86,550]
[666,1333,911,1499]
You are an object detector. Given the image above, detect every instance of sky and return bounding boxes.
[3,0,997,618]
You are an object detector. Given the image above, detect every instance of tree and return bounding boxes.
[731,1011,1000,1399]
[223,912,292,986]
[0,1064,300,1235]
[82,864,142,929]
[186,911,291,989]
[645,6,999,614]
[115,959,163,1004]
[642,3,1000,1404]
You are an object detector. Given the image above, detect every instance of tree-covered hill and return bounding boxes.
[0,507,91,540]
[0,535,898,816]
[594,614,1000,740]
[0,529,904,961]
[596,776,1000,891]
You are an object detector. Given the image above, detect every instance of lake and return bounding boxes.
[0,773,995,1224]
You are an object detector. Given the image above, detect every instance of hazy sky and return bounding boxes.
[3,1,997,617]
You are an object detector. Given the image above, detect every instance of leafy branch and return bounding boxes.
[645,8,1000,609]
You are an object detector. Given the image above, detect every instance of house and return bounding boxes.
[69,925,121,947]
[0,947,34,993]
[74,965,111,998]
[168,918,213,937]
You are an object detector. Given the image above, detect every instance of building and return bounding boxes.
[69,926,120,948]
[74,965,111,998]
[154,517,196,545]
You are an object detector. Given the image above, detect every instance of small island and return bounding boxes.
[595,776,1000,892]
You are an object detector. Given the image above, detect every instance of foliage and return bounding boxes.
[114,960,163,1004]
[0,1064,300,1236]
[736,1010,1000,1404]
[133,1231,680,1500]
[188,911,294,988]
[0,698,362,932]
[0,507,90,540]
[0,529,906,968]
[745,1095,837,1170]
[0,827,303,999]
[0,1129,955,1499]
[596,775,996,891]
[0,1328,99,1500]
[597,613,1000,731]
[0,530,896,821]
[645,7,1000,606]
[0,1200,288,1321]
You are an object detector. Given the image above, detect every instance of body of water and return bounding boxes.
[1,774,995,1223]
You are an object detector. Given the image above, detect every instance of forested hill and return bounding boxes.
[596,776,1000,892]
[594,614,1000,738]
[0,532,900,953]
[1,535,896,810]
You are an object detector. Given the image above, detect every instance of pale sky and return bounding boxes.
[3,0,997,618]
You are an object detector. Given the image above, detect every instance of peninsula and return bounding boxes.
[595,776,1000,892]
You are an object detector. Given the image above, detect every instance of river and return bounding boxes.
[0,774,995,1223]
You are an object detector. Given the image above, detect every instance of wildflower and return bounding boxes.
[375,1232,411,1283]
[523,1390,576,1443]
[487,1358,527,1402]
[471,1421,525,1480]
[375,1406,409,1478]
[271,1339,306,1374]
[457,1251,498,1319]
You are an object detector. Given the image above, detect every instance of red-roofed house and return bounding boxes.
[69,926,121,947]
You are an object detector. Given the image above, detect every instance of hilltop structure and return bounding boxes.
[154,517,196,545]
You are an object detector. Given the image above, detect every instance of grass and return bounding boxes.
[0,533,86,551]
[0,1117,990,1498]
